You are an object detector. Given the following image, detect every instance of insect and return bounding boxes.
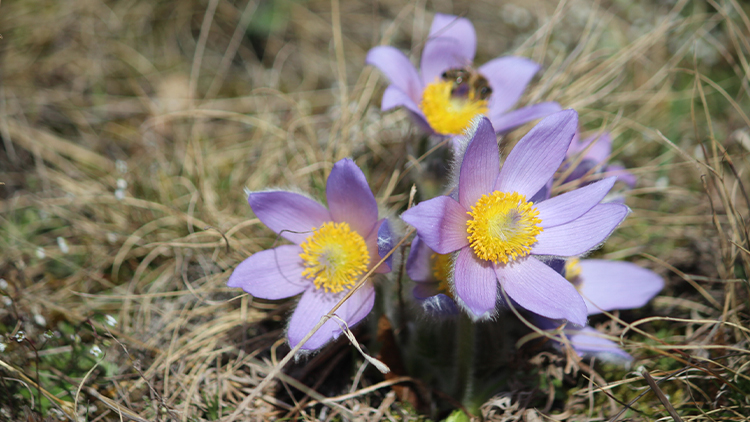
[441,67,493,100]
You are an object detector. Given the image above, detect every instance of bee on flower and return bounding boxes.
[366,13,561,138]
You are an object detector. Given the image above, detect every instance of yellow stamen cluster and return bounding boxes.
[430,252,453,296]
[299,222,370,293]
[466,192,543,264]
[564,258,582,283]
[420,80,489,135]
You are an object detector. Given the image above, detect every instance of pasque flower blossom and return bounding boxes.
[228,159,392,350]
[366,13,560,137]
[536,258,664,361]
[401,111,628,324]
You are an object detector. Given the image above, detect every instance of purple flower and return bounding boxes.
[536,258,664,361]
[366,13,560,137]
[564,131,636,187]
[401,111,628,325]
[227,159,392,351]
[406,235,460,316]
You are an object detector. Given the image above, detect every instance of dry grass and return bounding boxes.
[0,0,748,420]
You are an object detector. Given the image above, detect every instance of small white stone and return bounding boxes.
[57,237,69,254]
[116,159,128,174]
[35,247,46,259]
[693,144,705,161]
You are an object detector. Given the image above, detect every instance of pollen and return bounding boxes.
[466,192,543,264]
[420,80,489,136]
[564,258,582,283]
[299,222,370,293]
[431,252,453,296]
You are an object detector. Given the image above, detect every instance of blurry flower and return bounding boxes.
[406,236,459,316]
[536,258,664,362]
[228,159,393,351]
[564,132,636,187]
[105,315,117,327]
[567,258,664,315]
[401,111,628,324]
[536,318,633,362]
[366,13,560,137]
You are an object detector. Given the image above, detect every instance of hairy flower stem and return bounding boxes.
[455,311,477,414]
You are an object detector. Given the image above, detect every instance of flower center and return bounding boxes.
[299,222,370,293]
[466,192,543,264]
[431,252,453,295]
[420,80,489,136]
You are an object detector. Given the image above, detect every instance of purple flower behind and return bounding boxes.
[564,131,636,188]
[227,159,392,351]
[401,111,629,325]
[366,13,561,137]
[535,258,664,362]
[406,235,459,316]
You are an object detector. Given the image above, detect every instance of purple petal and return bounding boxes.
[569,326,633,361]
[490,102,562,135]
[365,219,391,274]
[604,165,637,188]
[381,85,424,114]
[376,219,394,271]
[580,133,612,163]
[413,282,441,299]
[577,259,664,314]
[327,158,378,237]
[420,13,476,84]
[366,46,423,104]
[454,247,498,319]
[478,56,540,115]
[401,196,470,254]
[287,282,376,350]
[562,159,598,185]
[458,117,500,208]
[532,203,629,256]
[536,177,617,228]
[406,109,435,134]
[227,245,307,299]
[495,109,578,198]
[421,294,460,316]
[406,236,435,282]
[249,191,331,244]
[498,257,587,326]
[529,178,553,203]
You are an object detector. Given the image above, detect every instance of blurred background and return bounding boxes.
[1,0,748,420]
